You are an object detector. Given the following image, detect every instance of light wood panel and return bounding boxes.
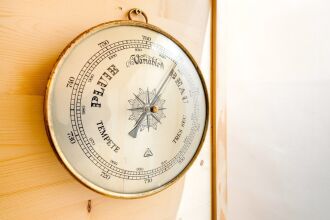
[0,1,211,219]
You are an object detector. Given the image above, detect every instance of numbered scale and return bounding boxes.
[45,9,209,198]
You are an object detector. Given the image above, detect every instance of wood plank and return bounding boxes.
[0,0,211,219]
[0,0,209,95]
[0,96,48,153]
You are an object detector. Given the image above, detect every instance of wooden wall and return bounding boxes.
[0,0,211,219]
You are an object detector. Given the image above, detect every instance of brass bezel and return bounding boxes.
[44,20,209,199]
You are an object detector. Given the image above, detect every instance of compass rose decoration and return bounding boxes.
[128,88,166,135]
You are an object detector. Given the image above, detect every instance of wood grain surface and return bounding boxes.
[0,1,211,219]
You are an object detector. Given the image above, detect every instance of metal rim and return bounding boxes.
[44,20,209,199]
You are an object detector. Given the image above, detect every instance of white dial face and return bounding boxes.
[46,21,208,197]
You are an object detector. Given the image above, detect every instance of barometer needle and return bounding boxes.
[150,62,177,106]
[128,62,176,138]
[128,112,147,138]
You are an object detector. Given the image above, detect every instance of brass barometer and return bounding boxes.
[44,8,208,198]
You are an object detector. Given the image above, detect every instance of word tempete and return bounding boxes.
[97,120,120,153]
[91,64,119,107]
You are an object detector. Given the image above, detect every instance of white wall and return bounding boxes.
[219,0,330,219]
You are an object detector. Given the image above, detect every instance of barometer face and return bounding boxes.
[45,21,208,198]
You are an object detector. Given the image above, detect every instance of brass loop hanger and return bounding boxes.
[128,8,148,23]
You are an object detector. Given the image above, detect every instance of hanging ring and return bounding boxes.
[128,8,148,23]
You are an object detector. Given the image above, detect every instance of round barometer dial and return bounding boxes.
[45,18,208,198]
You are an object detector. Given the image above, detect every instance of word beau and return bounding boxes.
[126,54,164,69]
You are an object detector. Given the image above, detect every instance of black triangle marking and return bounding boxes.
[144,148,153,157]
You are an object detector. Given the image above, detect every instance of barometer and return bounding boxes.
[45,8,208,198]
